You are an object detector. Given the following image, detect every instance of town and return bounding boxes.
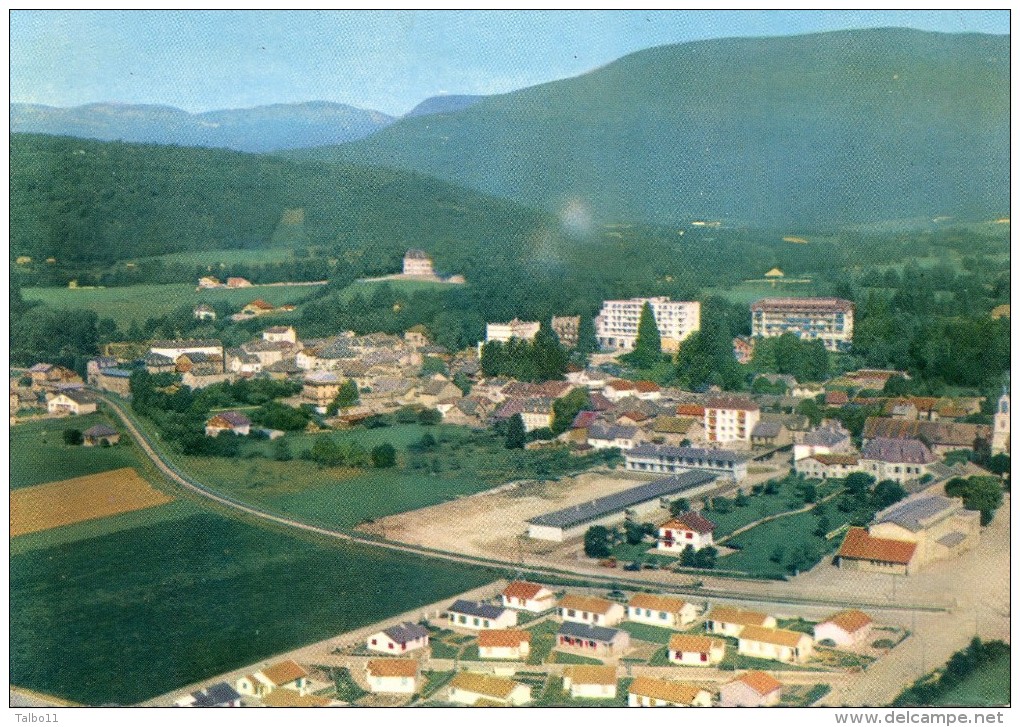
[11,248,1010,708]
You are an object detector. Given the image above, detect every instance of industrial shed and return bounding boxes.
[526,471,719,542]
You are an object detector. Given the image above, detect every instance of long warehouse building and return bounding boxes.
[526,470,720,542]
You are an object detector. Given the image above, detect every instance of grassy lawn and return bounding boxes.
[526,620,560,665]
[11,413,155,489]
[429,640,462,660]
[776,617,817,634]
[130,247,300,267]
[342,277,463,301]
[419,671,456,700]
[648,646,671,666]
[934,654,1010,706]
[547,651,604,665]
[781,684,832,706]
[22,283,313,327]
[238,423,454,458]
[618,621,679,645]
[10,512,499,705]
[717,510,848,579]
[330,667,367,703]
[706,476,841,539]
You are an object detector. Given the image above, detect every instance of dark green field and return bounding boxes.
[10,512,498,705]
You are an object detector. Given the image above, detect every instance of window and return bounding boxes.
[370,639,377,645]
[473,618,480,626]
[388,643,393,649]
[700,652,708,662]
[567,609,576,618]
[659,611,668,620]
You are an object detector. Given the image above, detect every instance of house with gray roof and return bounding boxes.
[860,437,936,485]
[556,621,630,658]
[366,621,430,654]
[447,600,517,630]
[624,444,749,482]
[866,492,981,571]
[587,424,642,450]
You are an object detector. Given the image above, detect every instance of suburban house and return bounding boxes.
[520,397,555,432]
[627,677,712,707]
[705,607,776,637]
[814,610,873,647]
[477,629,531,660]
[95,368,133,397]
[263,325,298,344]
[145,352,177,374]
[650,415,704,446]
[501,581,556,613]
[242,299,275,316]
[719,671,783,707]
[446,600,517,631]
[737,626,814,664]
[47,390,98,416]
[750,420,792,448]
[627,594,699,629]
[704,396,761,447]
[227,348,262,375]
[235,660,311,698]
[149,339,223,361]
[83,424,120,447]
[587,424,641,450]
[657,512,717,554]
[193,303,217,321]
[603,379,638,401]
[204,411,252,437]
[402,249,434,277]
[366,622,429,654]
[30,362,83,388]
[174,682,242,707]
[446,672,531,706]
[733,335,755,364]
[561,665,618,700]
[302,371,344,412]
[556,622,630,658]
[668,634,726,666]
[795,453,861,480]
[364,659,419,695]
[558,594,625,627]
[859,438,937,485]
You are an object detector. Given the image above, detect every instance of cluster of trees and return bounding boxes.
[835,473,908,526]
[251,402,311,431]
[480,326,569,382]
[944,476,1003,526]
[893,638,1009,707]
[750,333,830,382]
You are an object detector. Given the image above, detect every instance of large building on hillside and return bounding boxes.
[402,249,434,277]
[595,297,700,353]
[486,319,541,344]
[551,315,581,349]
[750,297,854,351]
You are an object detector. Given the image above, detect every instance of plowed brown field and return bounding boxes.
[11,467,174,537]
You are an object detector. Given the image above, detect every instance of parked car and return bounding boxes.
[623,562,641,572]
[606,590,627,602]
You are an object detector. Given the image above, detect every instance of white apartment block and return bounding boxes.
[750,297,855,352]
[402,249,434,276]
[486,319,541,343]
[595,297,700,353]
[704,397,760,446]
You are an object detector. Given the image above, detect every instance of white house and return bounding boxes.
[628,677,712,707]
[46,390,98,416]
[587,424,640,450]
[627,594,698,629]
[446,600,517,631]
[204,411,251,437]
[235,660,310,698]
[705,607,776,638]
[719,671,783,707]
[668,634,726,666]
[657,512,717,553]
[558,594,625,627]
[365,659,419,695]
[737,626,814,664]
[501,581,556,613]
[520,397,555,432]
[704,396,760,446]
[477,629,531,660]
[149,338,223,361]
[562,665,618,700]
[813,610,873,647]
[263,326,298,344]
[366,622,430,655]
[485,318,540,344]
[447,672,531,706]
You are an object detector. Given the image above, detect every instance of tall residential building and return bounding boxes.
[992,391,1010,455]
[486,319,541,344]
[402,249,434,277]
[551,316,580,349]
[595,297,700,353]
[750,297,854,352]
[704,396,760,447]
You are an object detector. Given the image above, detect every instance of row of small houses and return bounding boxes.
[354,582,873,707]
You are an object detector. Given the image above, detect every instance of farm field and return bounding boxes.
[11,467,174,537]
[22,282,316,327]
[11,413,160,489]
[10,512,499,705]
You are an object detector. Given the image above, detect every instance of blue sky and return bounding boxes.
[10,10,1010,116]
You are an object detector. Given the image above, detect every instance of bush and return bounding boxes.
[62,428,83,445]
[394,406,420,424]
[583,526,612,558]
[371,443,396,468]
[872,639,896,649]
[417,407,442,426]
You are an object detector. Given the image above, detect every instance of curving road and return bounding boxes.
[95,392,947,614]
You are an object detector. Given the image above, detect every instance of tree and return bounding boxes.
[452,371,472,396]
[371,443,397,468]
[624,521,646,545]
[575,315,599,357]
[872,480,908,510]
[272,437,292,462]
[813,516,831,538]
[329,380,360,413]
[552,388,591,434]
[692,546,717,569]
[505,413,526,449]
[252,402,311,431]
[945,476,1003,526]
[844,472,876,498]
[680,544,696,567]
[623,302,662,369]
[309,436,344,467]
[987,453,1010,478]
[669,498,691,516]
[417,407,442,426]
[62,428,83,445]
[583,525,612,558]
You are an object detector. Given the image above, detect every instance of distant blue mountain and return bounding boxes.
[404,94,485,119]
[9,101,395,153]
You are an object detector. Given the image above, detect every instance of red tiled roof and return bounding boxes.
[822,609,873,634]
[735,671,782,696]
[676,403,705,417]
[750,297,854,313]
[607,379,637,391]
[478,629,531,648]
[502,581,545,600]
[634,380,661,393]
[837,527,917,566]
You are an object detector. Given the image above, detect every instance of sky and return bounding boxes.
[9,10,1010,116]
